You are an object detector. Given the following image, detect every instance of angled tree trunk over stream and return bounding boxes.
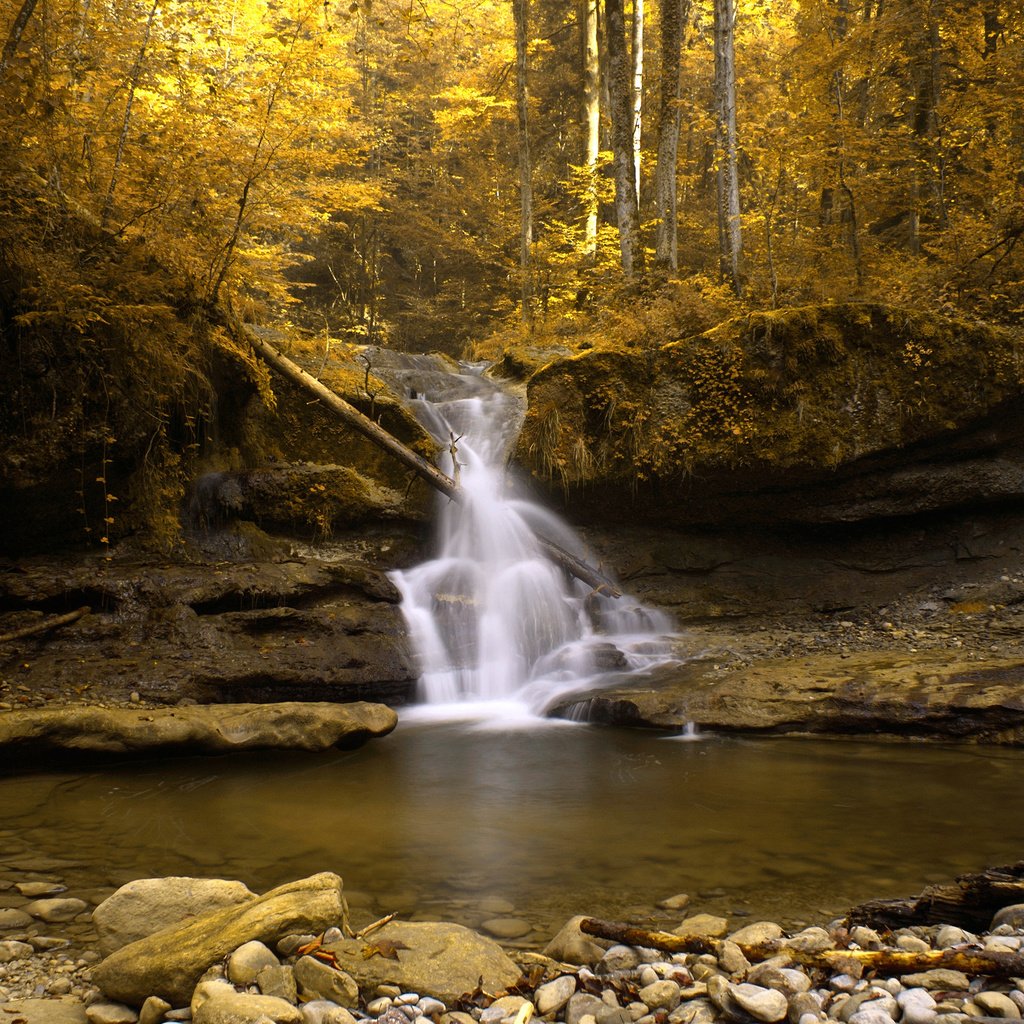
[244,330,621,598]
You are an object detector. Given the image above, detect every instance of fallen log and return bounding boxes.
[847,862,1024,932]
[246,329,621,598]
[0,606,90,644]
[247,329,460,501]
[578,917,1024,979]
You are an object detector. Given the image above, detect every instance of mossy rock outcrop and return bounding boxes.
[514,304,1024,525]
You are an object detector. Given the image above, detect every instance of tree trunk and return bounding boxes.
[583,0,600,259]
[631,0,644,201]
[0,607,90,645]
[101,0,160,227]
[243,329,621,597]
[848,862,1024,932]
[654,0,686,270]
[0,0,39,74]
[513,0,535,322]
[713,0,742,295]
[605,0,644,278]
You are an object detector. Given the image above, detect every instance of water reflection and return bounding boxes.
[1,727,1021,936]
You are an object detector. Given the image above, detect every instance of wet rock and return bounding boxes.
[973,993,1021,1019]
[639,980,681,1011]
[301,999,359,1024]
[899,971,970,991]
[93,872,348,1007]
[992,905,1024,931]
[536,975,577,1015]
[0,702,397,760]
[785,928,832,953]
[515,305,1024,528]
[730,983,790,1023]
[568,994,609,1024]
[599,946,643,973]
[191,980,303,1023]
[480,918,532,940]
[0,998,89,1023]
[730,922,784,946]
[0,939,34,961]
[293,954,359,1007]
[0,908,34,929]
[545,916,607,965]
[138,996,172,1024]
[94,878,257,955]
[85,1002,138,1024]
[16,881,66,897]
[322,921,520,1005]
[675,915,729,940]
[227,940,280,986]
[896,990,937,1024]
[658,894,691,912]
[258,964,298,1003]
[717,940,750,975]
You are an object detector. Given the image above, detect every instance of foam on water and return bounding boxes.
[390,366,677,721]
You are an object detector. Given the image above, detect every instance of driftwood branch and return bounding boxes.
[246,330,621,597]
[847,862,1024,932]
[578,918,1024,979]
[0,606,90,644]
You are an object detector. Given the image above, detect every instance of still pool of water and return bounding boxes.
[2,722,1022,941]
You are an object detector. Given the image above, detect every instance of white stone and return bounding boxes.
[898,987,937,1024]
[301,1001,359,1024]
[536,975,576,1016]
[730,983,788,1023]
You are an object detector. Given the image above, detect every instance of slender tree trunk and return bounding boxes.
[0,0,39,74]
[513,0,535,322]
[654,0,686,270]
[713,0,742,295]
[583,0,600,259]
[605,0,644,278]
[631,0,644,201]
[101,0,160,227]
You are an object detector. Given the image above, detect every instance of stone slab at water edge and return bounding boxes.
[0,702,397,760]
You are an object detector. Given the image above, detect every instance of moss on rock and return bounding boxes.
[515,304,1024,522]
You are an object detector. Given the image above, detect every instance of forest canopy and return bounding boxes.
[1,0,1022,549]
[2,0,1022,351]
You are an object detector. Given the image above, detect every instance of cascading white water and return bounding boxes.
[390,363,676,719]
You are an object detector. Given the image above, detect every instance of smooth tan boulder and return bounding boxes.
[94,878,257,955]
[0,702,397,758]
[93,872,348,1007]
[323,921,521,1004]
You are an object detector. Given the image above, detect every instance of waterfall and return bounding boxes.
[389,362,675,720]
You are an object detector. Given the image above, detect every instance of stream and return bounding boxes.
[2,727,1023,941]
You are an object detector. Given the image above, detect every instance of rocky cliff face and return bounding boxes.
[514,304,1024,526]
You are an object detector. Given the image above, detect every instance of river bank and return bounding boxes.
[1,862,1023,1024]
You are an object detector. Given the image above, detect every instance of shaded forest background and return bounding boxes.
[1,0,1022,549]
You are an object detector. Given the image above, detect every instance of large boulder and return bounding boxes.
[0,555,418,709]
[0,702,397,760]
[322,921,522,1004]
[553,649,1024,743]
[93,872,349,1008]
[93,878,258,955]
[514,304,1024,526]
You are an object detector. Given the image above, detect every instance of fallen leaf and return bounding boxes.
[361,938,410,961]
